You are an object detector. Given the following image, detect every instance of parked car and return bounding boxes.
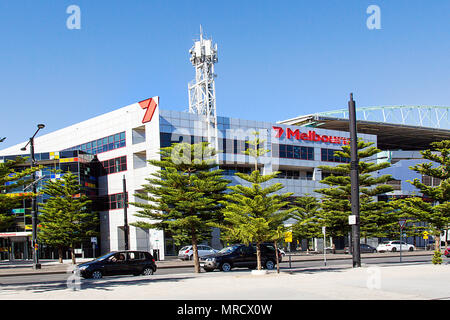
[200,243,281,272]
[344,244,377,254]
[75,251,157,279]
[444,248,450,258]
[178,245,218,260]
[376,241,415,253]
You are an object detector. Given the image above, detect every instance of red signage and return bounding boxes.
[139,96,159,124]
[273,126,350,145]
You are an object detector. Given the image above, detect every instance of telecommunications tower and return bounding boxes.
[188,26,219,152]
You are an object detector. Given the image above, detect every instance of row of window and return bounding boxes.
[66,132,126,155]
[219,166,254,176]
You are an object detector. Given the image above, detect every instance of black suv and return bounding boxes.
[200,243,281,272]
[75,251,157,279]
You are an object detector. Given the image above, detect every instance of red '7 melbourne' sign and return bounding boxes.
[272,126,350,145]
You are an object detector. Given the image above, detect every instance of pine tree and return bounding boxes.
[0,157,41,230]
[290,195,322,251]
[38,171,98,264]
[316,140,397,240]
[213,132,294,271]
[399,140,450,253]
[131,142,230,273]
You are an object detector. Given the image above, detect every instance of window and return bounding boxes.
[107,192,128,210]
[100,156,127,176]
[65,132,126,155]
[273,144,314,160]
[321,148,350,163]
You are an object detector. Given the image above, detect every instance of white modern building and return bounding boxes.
[0,97,382,258]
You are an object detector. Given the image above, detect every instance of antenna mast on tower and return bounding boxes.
[188,26,219,152]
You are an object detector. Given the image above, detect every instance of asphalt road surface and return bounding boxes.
[0,254,441,288]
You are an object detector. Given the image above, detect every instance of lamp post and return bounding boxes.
[348,93,361,268]
[21,124,45,269]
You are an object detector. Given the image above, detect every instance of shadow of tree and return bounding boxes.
[0,274,197,294]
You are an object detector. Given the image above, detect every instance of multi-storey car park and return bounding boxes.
[0,29,449,261]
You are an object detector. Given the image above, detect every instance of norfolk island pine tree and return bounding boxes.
[211,132,294,271]
[131,142,230,273]
[315,139,397,243]
[38,171,99,264]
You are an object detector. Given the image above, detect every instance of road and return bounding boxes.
[0,254,437,287]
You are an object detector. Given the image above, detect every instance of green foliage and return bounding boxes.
[432,250,443,265]
[38,171,98,262]
[0,156,41,230]
[131,142,230,273]
[290,195,322,240]
[316,139,397,238]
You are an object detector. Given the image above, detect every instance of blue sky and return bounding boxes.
[0,0,449,149]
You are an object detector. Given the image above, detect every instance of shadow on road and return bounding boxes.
[0,274,196,294]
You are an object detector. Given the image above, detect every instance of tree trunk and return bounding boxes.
[256,242,262,270]
[71,245,76,264]
[274,240,280,274]
[58,247,63,263]
[192,232,200,273]
[435,232,441,253]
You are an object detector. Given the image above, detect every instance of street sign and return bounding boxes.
[91,237,97,244]
[423,235,429,240]
[398,219,407,229]
[348,215,357,225]
[284,231,292,243]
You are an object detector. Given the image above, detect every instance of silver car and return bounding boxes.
[178,245,218,260]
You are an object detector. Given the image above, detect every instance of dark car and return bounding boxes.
[75,251,157,279]
[199,243,281,272]
[344,244,377,254]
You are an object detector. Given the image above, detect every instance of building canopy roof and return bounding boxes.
[278,106,450,151]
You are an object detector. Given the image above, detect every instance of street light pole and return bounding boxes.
[123,175,129,251]
[21,124,45,270]
[348,93,361,268]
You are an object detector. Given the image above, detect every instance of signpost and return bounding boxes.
[285,231,292,269]
[91,237,97,258]
[399,219,407,262]
[322,226,327,266]
[423,231,429,250]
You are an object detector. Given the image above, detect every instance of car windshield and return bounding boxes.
[94,253,115,261]
[180,246,190,251]
[218,245,239,254]
[381,241,391,244]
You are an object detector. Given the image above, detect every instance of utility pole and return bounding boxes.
[123,175,129,251]
[348,93,361,268]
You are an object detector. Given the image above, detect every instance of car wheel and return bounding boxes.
[265,260,275,270]
[409,247,414,251]
[189,255,194,261]
[221,262,232,272]
[391,247,397,252]
[373,249,377,253]
[142,267,154,276]
[91,270,103,279]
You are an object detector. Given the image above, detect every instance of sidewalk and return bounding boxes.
[0,250,435,277]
